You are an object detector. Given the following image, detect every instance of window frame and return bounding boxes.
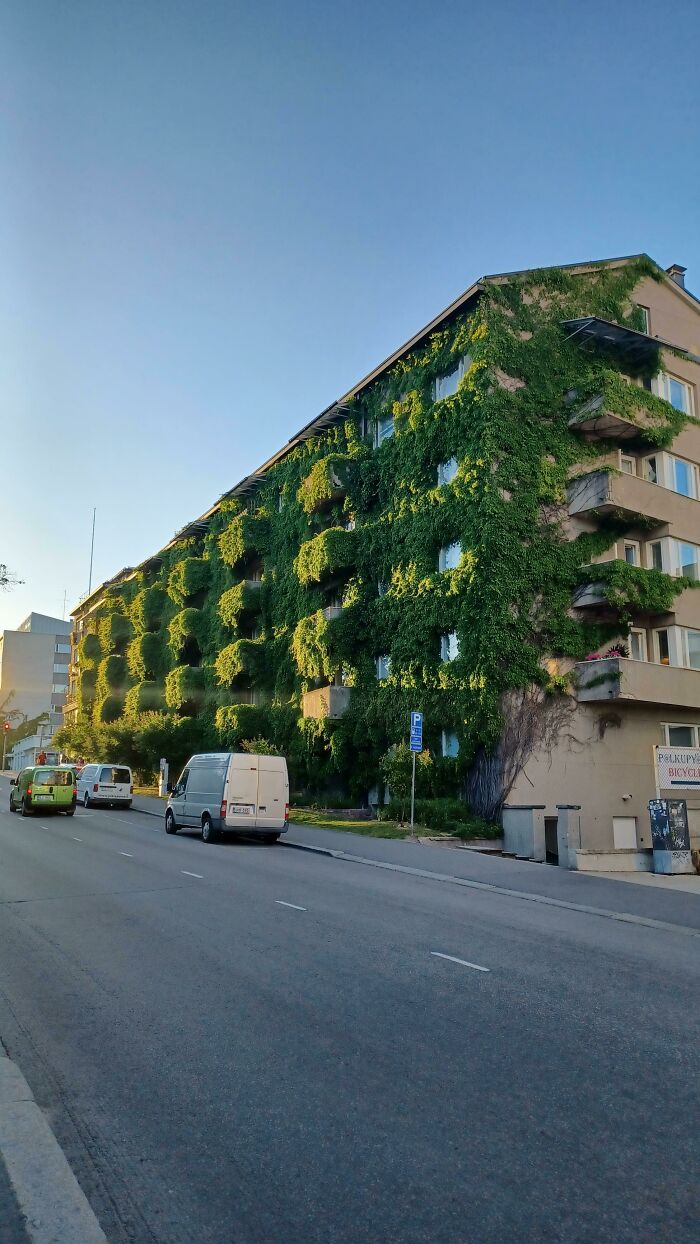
[433,355,470,402]
[374,411,395,447]
[628,628,647,662]
[622,539,641,567]
[375,654,391,681]
[619,453,636,476]
[668,453,699,500]
[440,631,460,662]
[438,541,462,573]
[437,457,459,487]
[661,722,700,747]
[653,371,695,417]
[441,729,460,758]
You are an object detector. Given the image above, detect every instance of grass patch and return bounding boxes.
[133,784,166,799]
[288,809,408,837]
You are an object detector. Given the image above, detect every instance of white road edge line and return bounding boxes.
[182,870,203,879]
[275,900,307,911]
[431,951,490,973]
[119,851,133,858]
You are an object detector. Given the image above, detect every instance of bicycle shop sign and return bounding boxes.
[655,746,700,790]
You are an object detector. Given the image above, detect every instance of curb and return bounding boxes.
[0,1054,107,1243]
[280,842,700,938]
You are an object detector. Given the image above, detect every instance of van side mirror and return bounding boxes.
[167,782,173,794]
[10,778,17,786]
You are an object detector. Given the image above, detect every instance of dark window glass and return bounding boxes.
[99,766,131,783]
[34,769,72,786]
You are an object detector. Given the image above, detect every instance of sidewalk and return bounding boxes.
[130,794,700,932]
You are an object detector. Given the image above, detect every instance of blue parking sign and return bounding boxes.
[410,710,423,752]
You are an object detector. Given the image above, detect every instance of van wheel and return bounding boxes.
[201,815,217,844]
[165,810,177,835]
[21,799,32,817]
[83,792,91,808]
[263,833,280,844]
[65,807,75,817]
[9,799,15,813]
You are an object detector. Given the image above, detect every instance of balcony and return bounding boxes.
[301,685,352,720]
[295,527,356,586]
[298,456,351,514]
[568,470,700,529]
[322,605,344,622]
[567,387,671,444]
[575,656,700,709]
[562,317,659,368]
[218,580,264,629]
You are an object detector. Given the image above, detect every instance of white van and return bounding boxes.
[165,752,289,844]
[77,763,133,809]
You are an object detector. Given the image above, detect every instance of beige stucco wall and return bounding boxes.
[509,701,700,853]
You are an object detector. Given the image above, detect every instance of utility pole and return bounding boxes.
[87,508,96,595]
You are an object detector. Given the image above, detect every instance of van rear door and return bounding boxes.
[255,757,289,829]
[224,754,258,827]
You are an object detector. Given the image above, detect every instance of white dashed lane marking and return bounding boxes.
[430,951,490,973]
[182,871,203,879]
[119,852,134,858]
[275,901,307,911]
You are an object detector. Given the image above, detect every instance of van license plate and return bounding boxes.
[35,795,51,801]
[230,804,254,816]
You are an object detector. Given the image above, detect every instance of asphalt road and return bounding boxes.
[0,779,698,1243]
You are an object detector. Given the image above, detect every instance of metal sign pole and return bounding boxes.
[2,735,6,771]
[410,752,416,831]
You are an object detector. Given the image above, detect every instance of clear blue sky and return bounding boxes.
[1,0,698,631]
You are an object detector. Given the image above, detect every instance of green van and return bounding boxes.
[9,766,77,817]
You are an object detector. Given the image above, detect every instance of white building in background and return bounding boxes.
[0,612,72,768]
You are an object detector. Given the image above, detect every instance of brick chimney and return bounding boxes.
[666,264,686,289]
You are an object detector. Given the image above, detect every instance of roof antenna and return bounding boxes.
[88,507,96,594]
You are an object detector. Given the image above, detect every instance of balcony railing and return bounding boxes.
[567,469,700,529]
[568,391,666,443]
[301,685,352,720]
[575,656,700,709]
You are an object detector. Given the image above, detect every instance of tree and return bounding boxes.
[379,742,432,821]
[0,565,22,591]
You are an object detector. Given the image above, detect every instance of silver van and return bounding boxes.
[165,752,289,844]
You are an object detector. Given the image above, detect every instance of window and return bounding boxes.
[99,766,131,784]
[653,372,694,415]
[648,540,664,571]
[55,643,70,654]
[439,541,462,572]
[377,581,388,596]
[434,355,470,401]
[277,491,285,512]
[52,683,67,694]
[629,629,647,662]
[643,455,658,484]
[34,769,73,787]
[53,662,69,674]
[662,723,699,747]
[374,412,394,446]
[623,541,640,566]
[344,517,356,531]
[637,306,650,334]
[682,628,700,671]
[620,455,636,476]
[672,539,700,580]
[668,455,698,499]
[441,730,459,758]
[440,632,459,662]
[437,458,458,486]
[376,655,391,680]
[654,629,670,665]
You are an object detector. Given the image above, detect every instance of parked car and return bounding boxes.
[77,763,133,809]
[9,766,77,817]
[165,752,289,843]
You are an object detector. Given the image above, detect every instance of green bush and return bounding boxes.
[164,665,206,711]
[98,612,133,654]
[167,557,211,604]
[124,682,165,716]
[377,797,499,838]
[294,527,356,585]
[129,586,167,633]
[215,703,266,744]
[218,514,269,569]
[80,633,101,666]
[127,632,167,681]
[94,694,124,724]
[96,654,127,692]
[297,455,352,514]
[218,581,264,630]
[168,608,208,655]
[379,741,432,819]
[214,639,265,686]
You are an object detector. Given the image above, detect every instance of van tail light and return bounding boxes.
[93,783,99,792]
[27,785,32,797]
[285,803,289,821]
[220,800,227,819]
[73,787,77,798]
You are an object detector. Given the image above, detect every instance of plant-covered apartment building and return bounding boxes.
[63,255,700,862]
